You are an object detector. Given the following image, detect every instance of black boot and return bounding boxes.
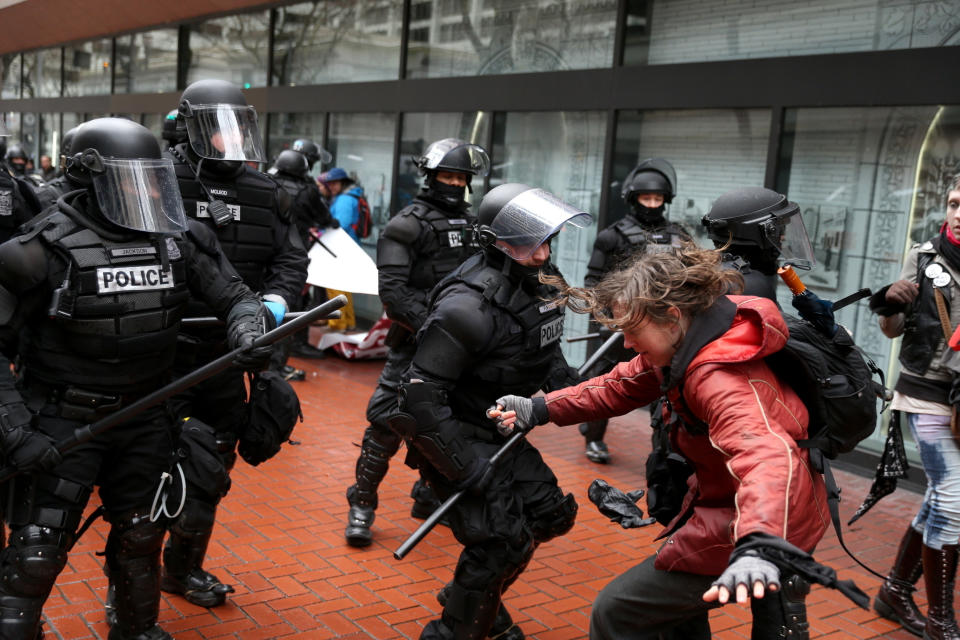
[875,526,926,636]
[922,543,960,640]
[344,434,394,547]
[161,529,234,607]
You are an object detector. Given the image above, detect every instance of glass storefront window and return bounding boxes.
[64,39,112,96]
[397,111,491,212]
[273,1,403,85]
[22,48,61,98]
[777,105,960,452]
[611,109,770,244]
[490,110,605,363]
[184,11,270,88]
[1,54,21,99]
[267,112,328,178]
[326,112,397,321]
[406,0,617,78]
[634,0,960,66]
[115,29,179,94]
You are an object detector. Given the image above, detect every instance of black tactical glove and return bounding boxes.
[0,407,61,473]
[227,303,276,371]
[587,479,656,528]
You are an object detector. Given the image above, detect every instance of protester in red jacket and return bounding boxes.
[490,247,830,639]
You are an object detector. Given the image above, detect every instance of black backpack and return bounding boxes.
[765,314,887,459]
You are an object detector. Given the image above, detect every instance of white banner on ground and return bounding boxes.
[306,227,379,295]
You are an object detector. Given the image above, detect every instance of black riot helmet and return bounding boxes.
[476,183,593,261]
[161,108,186,147]
[272,149,309,177]
[291,139,331,171]
[59,125,80,172]
[702,186,815,273]
[64,118,188,234]
[415,138,490,209]
[621,158,677,225]
[5,144,29,176]
[177,79,265,162]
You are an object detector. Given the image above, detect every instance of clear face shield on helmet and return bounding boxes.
[488,188,594,260]
[182,104,265,162]
[91,157,189,234]
[764,209,816,270]
[419,138,491,177]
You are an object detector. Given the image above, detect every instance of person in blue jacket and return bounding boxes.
[322,167,365,244]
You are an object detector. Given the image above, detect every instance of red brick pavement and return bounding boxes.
[39,354,937,639]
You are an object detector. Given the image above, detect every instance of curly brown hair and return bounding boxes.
[544,247,744,330]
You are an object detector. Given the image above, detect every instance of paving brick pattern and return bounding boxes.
[39,355,938,639]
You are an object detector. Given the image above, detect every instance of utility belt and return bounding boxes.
[23,380,159,422]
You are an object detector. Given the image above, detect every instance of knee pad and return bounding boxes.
[1,524,71,597]
[105,511,166,566]
[529,492,578,542]
[168,498,216,538]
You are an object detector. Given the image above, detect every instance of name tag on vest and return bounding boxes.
[197,201,241,221]
[540,316,564,347]
[109,246,157,258]
[96,265,174,293]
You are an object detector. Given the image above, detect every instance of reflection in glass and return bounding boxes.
[267,112,328,178]
[642,0,960,65]
[36,113,60,171]
[406,0,617,78]
[185,12,270,88]
[115,29,179,94]
[64,39,112,96]
[612,109,770,245]
[398,112,490,212]
[327,112,397,321]
[22,48,61,98]
[273,1,403,85]
[490,110,604,363]
[778,105,960,451]
[1,54,21,99]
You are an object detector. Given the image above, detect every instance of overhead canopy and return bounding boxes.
[0,0,270,55]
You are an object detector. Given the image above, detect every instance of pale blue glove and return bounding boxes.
[263,300,286,326]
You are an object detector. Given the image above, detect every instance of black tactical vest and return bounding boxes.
[900,247,953,374]
[19,211,190,390]
[169,145,277,298]
[439,254,565,398]
[613,216,688,256]
[0,172,30,243]
[403,200,477,291]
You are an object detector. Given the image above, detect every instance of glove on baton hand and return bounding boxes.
[706,551,780,604]
[229,305,275,371]
[487,395,535,436]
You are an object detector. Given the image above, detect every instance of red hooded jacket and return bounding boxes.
[544,295,829,575]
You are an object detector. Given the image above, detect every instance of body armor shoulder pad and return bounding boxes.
[185,218,221,258]
[264,172,293,222]
[382,208,424,244]
[0,233,50,292]
[431,285,494,349]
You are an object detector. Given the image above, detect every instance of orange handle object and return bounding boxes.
[778,265,807,295]
[950,324,960,351]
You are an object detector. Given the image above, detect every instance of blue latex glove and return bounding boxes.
[263,300,286,326]
[791,291,838,337]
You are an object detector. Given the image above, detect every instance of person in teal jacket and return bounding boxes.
[321,167,364,244]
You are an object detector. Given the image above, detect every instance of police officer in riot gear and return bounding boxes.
[160,109,186,150]
[3,144,29,178]
[163,79,308,607]
[0,117,273,640]
[268,148,336,367]
[579,158,692,464]
[701,186,815,301]
[34,126,80,211]
[395,183,589,640]
[344,138,489,548]
[0,120,41,242]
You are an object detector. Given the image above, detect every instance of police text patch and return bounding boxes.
[96,265,174,294]
[197,201,241,221]
[540,316,564,347]
[0,189,12,217]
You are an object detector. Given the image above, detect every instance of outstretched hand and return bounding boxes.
[703,553,780,604]
[485,395,536,436]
